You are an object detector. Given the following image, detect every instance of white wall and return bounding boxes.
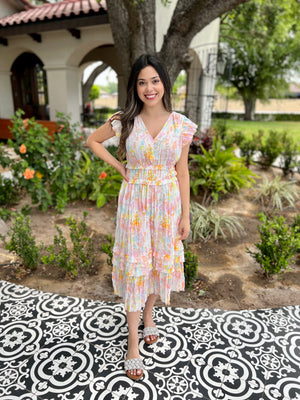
[0,24,113,123]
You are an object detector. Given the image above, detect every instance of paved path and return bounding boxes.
[0,280,299,400]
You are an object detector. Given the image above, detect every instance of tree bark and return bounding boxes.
[243,96,256,121]
[82,63,108,106]
[106,0,250,88]
[106,0,156,83]
[160,0,250,84]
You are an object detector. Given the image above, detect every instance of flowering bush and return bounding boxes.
[70,150,122,208]
[1,110,122,214]
[6,109,85,212]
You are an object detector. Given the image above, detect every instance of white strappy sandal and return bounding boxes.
[143,326,159,344]
[124,357,144,380]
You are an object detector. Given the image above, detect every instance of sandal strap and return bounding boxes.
[143,326,159,338]
[125,358,144,371]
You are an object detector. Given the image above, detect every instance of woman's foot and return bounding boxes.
[143,310,159,344]
[125,334,143,379]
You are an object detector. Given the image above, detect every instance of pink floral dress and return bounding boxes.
[111,111,197,311]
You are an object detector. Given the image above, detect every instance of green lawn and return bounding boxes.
[213,119,300,143]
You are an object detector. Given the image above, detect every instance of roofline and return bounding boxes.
[0,12,109,37]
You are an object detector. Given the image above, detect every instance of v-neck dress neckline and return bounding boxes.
[138,112,173,141]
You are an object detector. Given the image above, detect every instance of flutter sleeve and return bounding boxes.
[181,115,198,147]
[109,114,122,138]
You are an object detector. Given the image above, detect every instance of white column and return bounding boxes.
[186,64,201,123]
[0,70,14,119]
[198,73,217,132]
[44,65,81,124]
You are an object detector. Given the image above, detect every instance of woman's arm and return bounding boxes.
[86,120,128,181]
[175,144,191,240]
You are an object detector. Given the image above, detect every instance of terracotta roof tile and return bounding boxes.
[0,0,106,27]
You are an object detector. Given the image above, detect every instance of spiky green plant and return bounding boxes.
[189,138,258,204]
[190,202,245,242]
[255,175,299,213]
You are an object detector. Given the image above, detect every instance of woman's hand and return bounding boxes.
[118,164,129,182]
[178,215,190,240]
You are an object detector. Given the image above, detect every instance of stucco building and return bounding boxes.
[0,0,220,131]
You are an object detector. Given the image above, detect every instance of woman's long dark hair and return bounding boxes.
[113,54,172,161]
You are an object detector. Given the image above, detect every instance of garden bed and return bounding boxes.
[1,164,299,311]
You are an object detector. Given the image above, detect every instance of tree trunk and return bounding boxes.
[82,63,108,106]
[106,0,156,84]
[243,96,256,121]
[106,0,250,87]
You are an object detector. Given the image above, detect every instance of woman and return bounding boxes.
[87,54,197,380]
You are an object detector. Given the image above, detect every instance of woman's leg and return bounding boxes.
[126,310,142,377]
[143,294,158,343]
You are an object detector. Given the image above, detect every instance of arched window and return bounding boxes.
[11,52,49,120]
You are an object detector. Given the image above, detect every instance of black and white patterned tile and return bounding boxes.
[0,280,299,400]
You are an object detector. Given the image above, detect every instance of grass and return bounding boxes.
[213,119,300,142]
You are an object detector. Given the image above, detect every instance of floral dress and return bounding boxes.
[111,111,197,312]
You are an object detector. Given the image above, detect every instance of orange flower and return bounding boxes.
[35,172,43,179]
[23,119,29,128]
[19,144,27,154]
[99,171,107,179]
[57,124,64,133]
[23,168,35,180]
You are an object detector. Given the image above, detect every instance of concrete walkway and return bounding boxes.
[0,279,299,400]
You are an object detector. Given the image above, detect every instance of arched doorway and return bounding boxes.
[11,52,49,120]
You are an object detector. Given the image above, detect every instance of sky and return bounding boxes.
[83,62,117,86]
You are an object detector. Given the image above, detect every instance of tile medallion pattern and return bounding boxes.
[0,280,299,400]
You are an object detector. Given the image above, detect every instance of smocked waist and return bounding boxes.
[125,166,177,185]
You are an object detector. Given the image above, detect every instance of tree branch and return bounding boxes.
[82,63,108,105]
[160,0,250,83]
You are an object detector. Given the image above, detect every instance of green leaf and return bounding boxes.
[96,194,107,208]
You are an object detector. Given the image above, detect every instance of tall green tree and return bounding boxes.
[219,0,300,120]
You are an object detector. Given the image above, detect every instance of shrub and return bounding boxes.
[238,132,263,167]
[49,112,86,212]
[258,130,282,168]
[1,213,40,270]
[292,214,300,253]
[247,213,300,278]
[278,133,299,176]
[5,110,85,213]
[184,243,198,289]
[292,214,300,234]
[255,175,298,214]
[0,208,13,222]
[101,234,115,266]
[189,138,257,204]
[41,212,95,278]
[70,150,122,208]
[190,202,245,242]
[189,129,213,155]
[0,175,19,206]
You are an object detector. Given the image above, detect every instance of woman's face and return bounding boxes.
[136,66,165,108]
